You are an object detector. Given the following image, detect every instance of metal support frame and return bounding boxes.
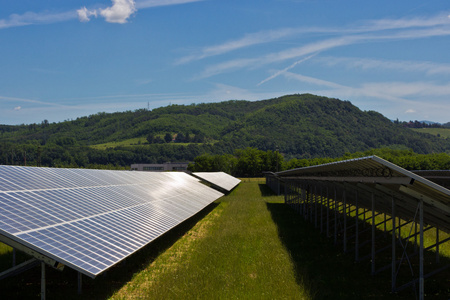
[0,258,40,280]
[78,272,83,295]
[281,177,450,300]
[371,193,376,275]
[355,190,359,261]
[0,233,65,300]
[391,196,396,292]
[41,262,46,300]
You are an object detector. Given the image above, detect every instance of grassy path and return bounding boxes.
[111,179,309,299]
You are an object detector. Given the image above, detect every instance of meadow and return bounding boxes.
[412,128,450,139]
[0,179,448,299]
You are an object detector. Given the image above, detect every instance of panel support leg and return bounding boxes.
[371,193,375,275]
[343,190,347,253]
[326,187,330,237]
[314,186,318,228]
[391,197,396,292]
[334,188,338,245]
[320,187,324,233]
[419,199,424,300]
[436,228,440,264]
[355,191,359,261]
[78,272,83,295]
[41,262,46,300]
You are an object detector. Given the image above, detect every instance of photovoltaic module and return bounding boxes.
[0,166,224,278]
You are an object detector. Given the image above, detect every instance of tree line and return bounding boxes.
[188,147,450,177]
[394,119,450,128]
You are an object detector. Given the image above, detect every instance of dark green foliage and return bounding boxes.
[1,94,449,168]
[189,147,450,177]
[164,133,173,143]
[189,147,284,177]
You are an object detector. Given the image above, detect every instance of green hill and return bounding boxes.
[1,94,449,167]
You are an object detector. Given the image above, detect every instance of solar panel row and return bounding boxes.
[192,172,241,192]
[0,166,224,277]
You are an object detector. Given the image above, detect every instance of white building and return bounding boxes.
[130,162,189,172]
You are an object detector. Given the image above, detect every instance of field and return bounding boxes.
[411,128,450,139]
[0,180,448,299]
[89,138,148,150]
[89,138,215,150]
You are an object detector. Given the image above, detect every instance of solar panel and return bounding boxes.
[276,155,450,233]
[0,166,223,278]
[192,172,241,192]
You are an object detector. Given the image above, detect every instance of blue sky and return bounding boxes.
[1,0,450,125]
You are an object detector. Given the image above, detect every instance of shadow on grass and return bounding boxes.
[258,183,279,197]
[0,202,219,300]
[266,202,414,300]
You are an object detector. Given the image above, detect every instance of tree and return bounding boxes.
[164,133,172,143]
[175,133,185,143]
[146,134,154,144]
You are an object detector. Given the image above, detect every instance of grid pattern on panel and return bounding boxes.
[0,166,223,277]
[193,172,241,192]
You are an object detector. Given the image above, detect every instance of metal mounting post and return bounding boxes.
[391,196,396,292]
[326,187,330,237]
[371,193,375,275]
[355,190,359,261]
[343,190,347,253]
[419,199,424,300]
[41,262,46,300]
[78,272,83,295]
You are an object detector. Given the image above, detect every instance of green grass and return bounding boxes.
[111,180,309,299]
[90,138,147,149]
[411,128,450,138]
[0,180,448,299]
[90,138,217,150]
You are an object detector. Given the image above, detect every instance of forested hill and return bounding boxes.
[1,94,449,167]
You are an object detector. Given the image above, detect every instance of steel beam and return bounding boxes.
[0,235,64,271]
[419,199,424,300]
[41,262,46,300]
[371,193,376,275]
[0,258,40,280]
[392,196,396,292]
[283,176,412,185]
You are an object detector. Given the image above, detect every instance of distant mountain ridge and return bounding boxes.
[1,94,449,166]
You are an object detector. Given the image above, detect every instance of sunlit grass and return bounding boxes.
[89,138,147,149]
[90,138,217,150]
[411,128,450,139]
[111,179,311,299]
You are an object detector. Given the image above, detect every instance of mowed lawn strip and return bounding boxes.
[111,180,310,299]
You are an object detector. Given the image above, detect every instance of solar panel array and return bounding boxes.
[0,166,224,278]
[277,156,450,233]
[192,172,241,192]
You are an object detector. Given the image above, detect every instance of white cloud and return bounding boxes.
[14,106,22,111]
[179,13,450,65]
[365,12,450,31]
[191,11,450,79]
[197,58,259,79]
[0,95,68,107]
[405,109,416,114]
[360,81,450,98]
[136,0,204,9]
[281,71,450,107]
[100,0,136,24]
[257,54,316,86]
[0,0,201,29]
[0,10,76,29]
[177,28,304,64]
[316,56,450,76]
[77,7,98,22]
